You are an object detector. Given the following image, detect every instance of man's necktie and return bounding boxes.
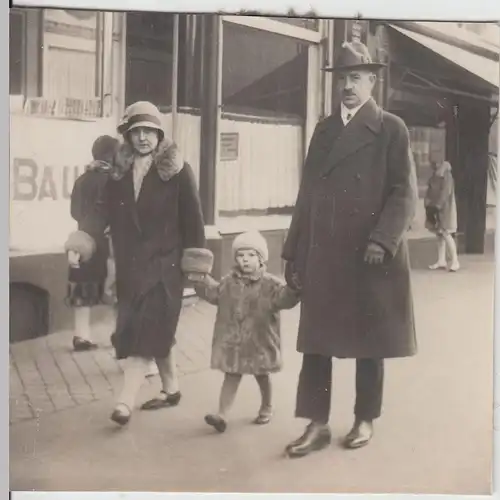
[346,113,352,124]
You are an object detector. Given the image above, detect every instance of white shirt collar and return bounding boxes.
[340,98,371,125]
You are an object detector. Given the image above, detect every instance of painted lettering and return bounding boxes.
[13,158,38,201]
[38,166,57,201]
[12,160,86,202]
[63,166,80,199]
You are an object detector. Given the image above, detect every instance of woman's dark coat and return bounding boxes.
[80,141,205,359]
[282,98,418,359]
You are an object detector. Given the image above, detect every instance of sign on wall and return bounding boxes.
[220,132,239,161]
[10,115,116,253]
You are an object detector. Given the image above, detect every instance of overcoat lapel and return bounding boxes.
[320,98,383,178]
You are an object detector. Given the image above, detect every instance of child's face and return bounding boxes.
[235,249,261,274]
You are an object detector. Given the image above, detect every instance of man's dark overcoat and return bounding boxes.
[80,140,205,359]
[282,98,418,359]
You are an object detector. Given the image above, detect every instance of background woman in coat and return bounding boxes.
[424,160,460,272]
[66,101,206,425]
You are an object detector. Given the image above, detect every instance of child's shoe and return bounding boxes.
[73,336,98,352]
[253,406,273,425]
[141,390,181,410]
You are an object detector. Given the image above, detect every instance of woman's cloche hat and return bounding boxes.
[117,101,165,141]
[323,40,386,72]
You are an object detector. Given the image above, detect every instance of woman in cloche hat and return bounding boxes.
[66,101,206,425]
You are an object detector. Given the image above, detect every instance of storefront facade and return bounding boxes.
[9,10,499,340]
[375,21,499,252]
[9,9,336,339]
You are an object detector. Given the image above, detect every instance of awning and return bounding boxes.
[390,24,499,89]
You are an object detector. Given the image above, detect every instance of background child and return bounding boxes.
[424,160,460,272]
[65,135,118,351]
[189,231,301,433]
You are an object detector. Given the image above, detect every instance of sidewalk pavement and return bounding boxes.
[9,299,216,425]
[9,253,495,494]
[9,242,496,425]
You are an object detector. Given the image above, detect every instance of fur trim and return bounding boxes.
[111,139,184,182]
[85,160,112,173]
[181,248,214,274]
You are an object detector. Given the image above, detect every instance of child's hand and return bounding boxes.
[292,273,302,291]
[68,251,81,268]
[290,273,302,291]
[187,272,207,284]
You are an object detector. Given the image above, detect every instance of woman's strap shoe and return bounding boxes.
[140,391,181,410]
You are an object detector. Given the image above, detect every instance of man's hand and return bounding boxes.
[364,242,386,265]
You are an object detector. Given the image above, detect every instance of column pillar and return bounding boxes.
[458,100,491,254]
[199,14,221,226]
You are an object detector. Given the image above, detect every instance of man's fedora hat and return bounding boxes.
[323,40,386,72]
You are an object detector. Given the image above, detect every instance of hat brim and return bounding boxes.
[118,120,164,135]
[323,62,386,72]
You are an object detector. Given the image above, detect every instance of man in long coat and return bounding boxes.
[282,41,418,458]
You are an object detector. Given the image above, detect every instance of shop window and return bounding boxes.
[10,8,110,118]
[43,9,101,100]
[125,12,175,110]
[409,126,446,198]
[222,22,308,120]
[125,13,204,113]
[177,14,204,112]
[10,8,43,111]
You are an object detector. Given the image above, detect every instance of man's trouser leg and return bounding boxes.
[354,358,384,421]
[295,354,332,424]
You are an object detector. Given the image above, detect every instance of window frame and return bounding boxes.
[222,15,322,43]
[10,9,28,97]
[220,16,326,152]
[10,8,116,119]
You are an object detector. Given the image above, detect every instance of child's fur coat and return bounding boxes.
[196,268,300,375]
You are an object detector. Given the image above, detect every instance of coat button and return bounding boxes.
[355,174,361,181]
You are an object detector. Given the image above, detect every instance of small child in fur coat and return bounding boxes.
[188,231,301,433]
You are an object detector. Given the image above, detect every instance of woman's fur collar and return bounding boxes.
[85,159,113,173]
[111,139,184,182]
